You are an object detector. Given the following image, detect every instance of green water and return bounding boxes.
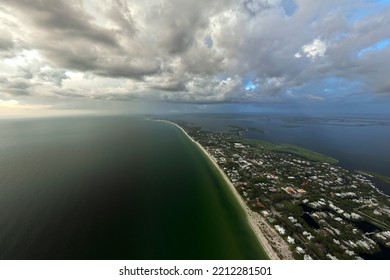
[0,116,267,259]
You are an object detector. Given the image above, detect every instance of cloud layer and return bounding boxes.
[0,0,389,111]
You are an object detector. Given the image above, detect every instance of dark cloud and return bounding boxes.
[0,0,389,108]
[52,89,87,99]
[243,0,278,16]
[151,81,187,92]
[0,78,31,96]
[95,60,161,80]
[0,35,13,51]
[107,0,138,38]
[3,0,119,47]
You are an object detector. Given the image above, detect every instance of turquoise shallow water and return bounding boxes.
[0,116,266,259]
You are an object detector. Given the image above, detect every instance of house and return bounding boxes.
[284,187,297,194]
[296,247,305,254]
[288,216,298,223]
[256,201,265,208]
[275,225,286,235]
[326,254,338,260]
[287,236,295,244]
[234,143,245,149]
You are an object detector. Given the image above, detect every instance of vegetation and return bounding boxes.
[247,127,265,133]
[357,170,390,185]
[241,138,339,164]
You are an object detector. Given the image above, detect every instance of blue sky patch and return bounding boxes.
[245,80,259,90]
[357,38,390,57]
[346,0,390,23]
[281,0,297,16]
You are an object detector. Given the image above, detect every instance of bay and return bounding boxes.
[170,113,390,194]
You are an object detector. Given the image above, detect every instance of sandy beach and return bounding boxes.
[159,120,293,260]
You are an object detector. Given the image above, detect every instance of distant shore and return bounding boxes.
[157,119,292,260]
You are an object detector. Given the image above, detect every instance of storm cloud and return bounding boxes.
[0,0,389,111]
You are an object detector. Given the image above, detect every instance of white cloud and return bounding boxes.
[295,38,328,60]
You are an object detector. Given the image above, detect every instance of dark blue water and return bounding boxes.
[243,118,390,177]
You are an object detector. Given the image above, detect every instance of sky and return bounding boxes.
[0,0,389,116]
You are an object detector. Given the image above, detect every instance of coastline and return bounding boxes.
[157,119,293,260]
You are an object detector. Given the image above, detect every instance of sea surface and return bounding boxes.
[0,116,266,259]
[167,113,390,195]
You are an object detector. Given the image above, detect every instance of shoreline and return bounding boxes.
[157,119,293,260]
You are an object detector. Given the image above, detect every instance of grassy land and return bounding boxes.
[247,127,265,133]
[228,125,265,133]
[241,138,339,164]
[357,170,390,184]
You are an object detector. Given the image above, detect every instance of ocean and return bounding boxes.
[0,116,266,259]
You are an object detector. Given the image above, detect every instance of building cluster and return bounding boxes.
[183,126,390,260]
